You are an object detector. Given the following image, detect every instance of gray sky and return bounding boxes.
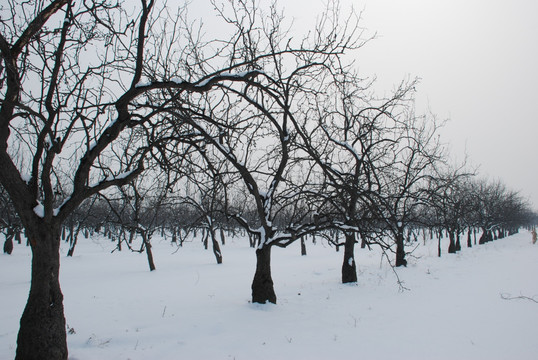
[283,0,538,208]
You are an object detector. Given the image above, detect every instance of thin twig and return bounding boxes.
[380,246,409,292]
[500,293,538,303]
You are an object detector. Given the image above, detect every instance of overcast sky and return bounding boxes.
[280,0,538,208]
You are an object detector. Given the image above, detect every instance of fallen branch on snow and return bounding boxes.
[500,293,538,303]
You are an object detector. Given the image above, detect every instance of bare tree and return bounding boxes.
[148,1,366,304]
[294,68,421,282]
[0,1,269,358]
[424,167,474,256]
[470,178,531,244]
[373,109,445,267]
[103,173,172,271]
[172,143,235,264]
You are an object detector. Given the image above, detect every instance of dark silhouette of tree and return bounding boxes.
[424,168,475,256]
[471,179,532,243]
[294,70,421,281]
[0,184,22,254]
[0,1,272,357]
[155,1,365,304]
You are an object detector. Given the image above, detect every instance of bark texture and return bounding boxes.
[395,232,407,267]
[448,231,456,254]
[251,246,276,304]
[16,225,67,360]
[341,232,357,283]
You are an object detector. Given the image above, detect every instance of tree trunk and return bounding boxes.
[395,231,407,267]
[202,228,208,250]
[66,234,77,257]
[360,234,367,249]
[455,232,461,251]
[467,229,472,248]
[342,232,357,283]
[66,225,80,257]
[248,233,256,248]
[251,245,276,304]
[448,230,456,253]
[437,236,441,257]
[210,228,223,264]
[16,225,67,360]
[3,228,14,254]
[220,228,226,245]
[116,228,123,251]
[334,231,340,252]
[300,236,307,256]
[141,233,156,271]
[479,227,490,244]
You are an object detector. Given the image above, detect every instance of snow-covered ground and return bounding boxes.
[1,230,538,359]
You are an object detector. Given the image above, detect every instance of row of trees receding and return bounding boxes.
[1,1,535,359]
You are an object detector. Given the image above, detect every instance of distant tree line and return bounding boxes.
[3,169,535,265]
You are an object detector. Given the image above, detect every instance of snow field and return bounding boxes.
[1,231,538,359]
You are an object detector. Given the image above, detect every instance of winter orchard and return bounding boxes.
[0,1,536,359]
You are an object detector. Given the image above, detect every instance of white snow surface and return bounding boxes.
[1,231,538,359]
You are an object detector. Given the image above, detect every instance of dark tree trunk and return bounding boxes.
[251,245,276,304]
[437,236,442,257]
[3,231,14,254]
[248,233,256,248]
[220,228,226,245]
[467,229,472,248]
[395,231,407,267]
[141,233,156,271]
[66,235,77,257]
[334,231,340,252]
[479,230,485,244]
[66,225,80,257]
[210,228,223,264]
[359,231,371,250]
[300,236,307,256]
[202,228,208,250]
[342,232,357,283]
[455,232,461,251]
[16,225,67,360]
[448,230,456,254]
[423,228,427,245]
[479,228,490,244]
[360,234,367,249]
[3,228,14,254]
[116,228,123,251]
